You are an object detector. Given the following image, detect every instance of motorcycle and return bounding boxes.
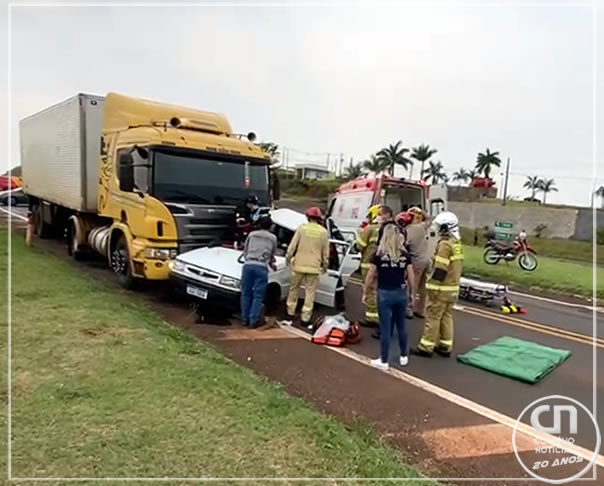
[483,233,538,271]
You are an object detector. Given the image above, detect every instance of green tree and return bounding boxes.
[523,175,541,200]
[377,141,411,176]
[258,142,279,158]
[422,161,448,184]
[363,155,388,175]
[452,168,470,187]
[343,162,365,180]
[475,148,502,179]
[410,144,437,181]
[538,178,558,204]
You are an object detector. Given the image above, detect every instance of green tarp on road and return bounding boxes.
[457,336,571,384]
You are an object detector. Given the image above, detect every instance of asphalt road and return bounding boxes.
[335,277,603,453]
[2,203,601,459]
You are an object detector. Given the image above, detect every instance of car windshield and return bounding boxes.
[383,184,425,214]
[153,150,270,206]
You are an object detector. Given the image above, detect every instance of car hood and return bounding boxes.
[176,246,286,279]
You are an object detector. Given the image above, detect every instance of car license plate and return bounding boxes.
[186,285,208,299]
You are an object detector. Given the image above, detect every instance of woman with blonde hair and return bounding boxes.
[363,223,416,370]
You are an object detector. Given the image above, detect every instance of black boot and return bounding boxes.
[435,347,451,358]
[411,347,433,358]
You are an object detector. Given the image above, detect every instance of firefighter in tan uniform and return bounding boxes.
[356,205,381,327]
[413,212,463,357]
[286,207,329,327]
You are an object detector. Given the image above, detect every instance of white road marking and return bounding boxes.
[0,206,28,221]
[509,289,603,313]
[279,322,604,469]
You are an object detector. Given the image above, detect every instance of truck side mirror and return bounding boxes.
[119,153,134,192]
[272,172,281,201]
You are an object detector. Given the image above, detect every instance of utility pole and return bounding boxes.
[502,157,510,205]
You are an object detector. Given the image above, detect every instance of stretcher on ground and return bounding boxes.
[459,277,526,313]
[459,277,507,307]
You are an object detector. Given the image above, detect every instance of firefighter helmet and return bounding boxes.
[432,211,460,239]
[305,206,324,221]
[366,205,381,223]
[408,206,425,222]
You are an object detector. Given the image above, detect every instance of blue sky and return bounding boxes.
[1,0,603,206]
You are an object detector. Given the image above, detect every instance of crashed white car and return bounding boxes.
[170,208,361,311]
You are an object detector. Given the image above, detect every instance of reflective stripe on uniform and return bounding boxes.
[439,339,453,346]
[450,254,464,261]
[360,262,371,269]
[434,256,450,265]
[357,236,368,248]
[365,311,379,319]
[369,236,378,243]
[419,337,435,349]
[425,283,459,292]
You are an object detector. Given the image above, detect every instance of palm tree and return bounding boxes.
[363,155,388,175]
[342,162,365,180]
[596,186,604,209]
[410,144,438,181]
[467,169,478,182]
[376,141,411,176]
[475,148,502,179]
[452,168,470,187]
[422,161,448,184]
[538,178,558,204]
[523,175,541,200]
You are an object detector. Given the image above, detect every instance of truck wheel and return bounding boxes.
[111,236,136,289]
[34,205,51,239]
[66,221,85,261]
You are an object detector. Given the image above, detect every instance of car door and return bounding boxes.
[315,239,352,308]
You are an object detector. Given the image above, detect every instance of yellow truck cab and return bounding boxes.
[20,93,274,287]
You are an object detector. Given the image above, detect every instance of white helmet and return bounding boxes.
[432,211,460,239]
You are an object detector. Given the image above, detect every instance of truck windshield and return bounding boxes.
[153,150,270,206]
[383,184,425,214]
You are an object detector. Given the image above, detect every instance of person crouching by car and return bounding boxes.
[363,223,416,371]
[241,216,277,328]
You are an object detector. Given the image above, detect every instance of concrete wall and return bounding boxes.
[449,202,579,239]
[573,208,604,241]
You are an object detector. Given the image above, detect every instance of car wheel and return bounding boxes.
[264,283,281,312]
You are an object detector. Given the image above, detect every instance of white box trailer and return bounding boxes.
[20,93,105,213]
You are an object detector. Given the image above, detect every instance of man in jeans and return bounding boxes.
[241,216,277,328]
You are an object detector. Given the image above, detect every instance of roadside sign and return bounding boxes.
[494,221,514,240]
[495,221,514,229]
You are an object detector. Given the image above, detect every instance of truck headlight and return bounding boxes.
[169,260,186,272]
[220,275,241,290]
[144,247,178,260]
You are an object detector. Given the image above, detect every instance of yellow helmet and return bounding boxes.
[408,206,425,222]
[366,205,381,223]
